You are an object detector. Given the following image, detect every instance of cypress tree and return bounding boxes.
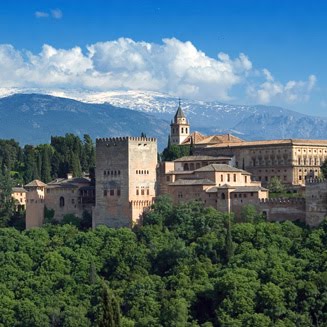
[226,214,234,262]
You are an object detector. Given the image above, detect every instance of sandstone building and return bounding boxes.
[182,132,327,186]
[93,137,157,228]
[11,186,27,211]
[25,175,94,229]
[23,101,327,229]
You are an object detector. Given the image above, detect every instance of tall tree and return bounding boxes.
[0,169,14,227]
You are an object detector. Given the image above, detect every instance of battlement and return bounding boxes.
[260,197,305,204]
[96,136,157,144]
[305,178,327,185]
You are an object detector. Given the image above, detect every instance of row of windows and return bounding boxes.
[26,199,44,204]
[233,193,254,198]
[258,176,287,182]
[136,170,150,175]
[136,188,150,196]
[47,189,75,193]
[251,149,288,154]
[258,169,287,173]
[296,148,327,153]
[104,170,121,176]
[172,127,189,134]
[297,158,324,165]
[103,189,121,197]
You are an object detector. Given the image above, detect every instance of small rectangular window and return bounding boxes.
[103,190,107,196]
[117,189,121,196]
[110,190,114,196]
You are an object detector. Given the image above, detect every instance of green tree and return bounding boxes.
[320,159,327,178]
[268,176,286,194]
[0,169,14,227]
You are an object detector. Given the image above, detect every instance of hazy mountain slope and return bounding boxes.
[0,94,168,147]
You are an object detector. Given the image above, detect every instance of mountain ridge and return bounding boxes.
[1,91,327,148]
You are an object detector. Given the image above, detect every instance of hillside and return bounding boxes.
[0,93,168,148]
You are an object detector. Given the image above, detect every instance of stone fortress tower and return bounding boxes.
[170,100,190,145]
[93,136,157,228]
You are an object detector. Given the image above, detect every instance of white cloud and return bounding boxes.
[248,69,316,104]
[51,9,63,19]
[0,38,316,104]
[35,11,49,18]
[35,9,62,19]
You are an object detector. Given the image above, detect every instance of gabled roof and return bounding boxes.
[231,186,268,192]
[194,164,250,174]
[181,131,207,145]
[174,155,231,162]
[196,134,245,145]
[47,177,91,189]
[169,178,216,186]
[25,180,47,187]
[12,187,27,193]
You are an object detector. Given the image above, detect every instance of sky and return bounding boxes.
[1,0,327,116]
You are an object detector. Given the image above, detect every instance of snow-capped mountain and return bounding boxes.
[1,88,327,142]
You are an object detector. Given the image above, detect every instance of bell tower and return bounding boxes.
[170,99,190,145]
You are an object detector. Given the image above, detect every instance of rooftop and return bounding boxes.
[174,155,232,162]
[194,164,250,174]
[25,180,47,187]
[169,178,216,186]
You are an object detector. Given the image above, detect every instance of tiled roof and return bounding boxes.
[231,186,268,192]
[195,164,250,174]
[181,131,207,145]
[206,185,268,193]
[201,138,327,148]
[47,177,91,189]
[196,134,245,145]
[25,180,47,187]
[12,187,27,193]
[174,155,231,162]
[169,179,216,186]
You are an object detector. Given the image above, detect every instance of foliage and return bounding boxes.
[268,176,286,193]
[160,136,191,161]
[320,159,327,179]
[1,199,327,326]
[0,134,95,185]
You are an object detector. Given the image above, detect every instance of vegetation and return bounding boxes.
[1,197,327,326]
[320,159,327,179]
[0,134,95,185]
[160,136,191,161]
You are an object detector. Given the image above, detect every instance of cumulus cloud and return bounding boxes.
[248,69,316,104]
[0,38,316,103]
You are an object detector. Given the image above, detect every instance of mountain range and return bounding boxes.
[1,89,327,150]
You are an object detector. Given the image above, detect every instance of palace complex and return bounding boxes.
[16,102,327,229]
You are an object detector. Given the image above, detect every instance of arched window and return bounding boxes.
[59,197,65,207]
[181,127,184,133]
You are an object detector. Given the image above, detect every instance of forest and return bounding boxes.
[0,134,95,185]
[1,197,327,327]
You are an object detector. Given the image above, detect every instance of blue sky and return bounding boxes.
[1,0,327,116]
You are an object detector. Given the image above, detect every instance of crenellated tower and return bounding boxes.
[93,136,157,228]
[170,99,190,145]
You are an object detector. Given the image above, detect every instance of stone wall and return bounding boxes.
[305,179,327,227]
[93,137,157,228]
[259,198,306,223]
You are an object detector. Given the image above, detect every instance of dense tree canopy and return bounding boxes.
[1,197,327,326]
[0,134,95,185]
